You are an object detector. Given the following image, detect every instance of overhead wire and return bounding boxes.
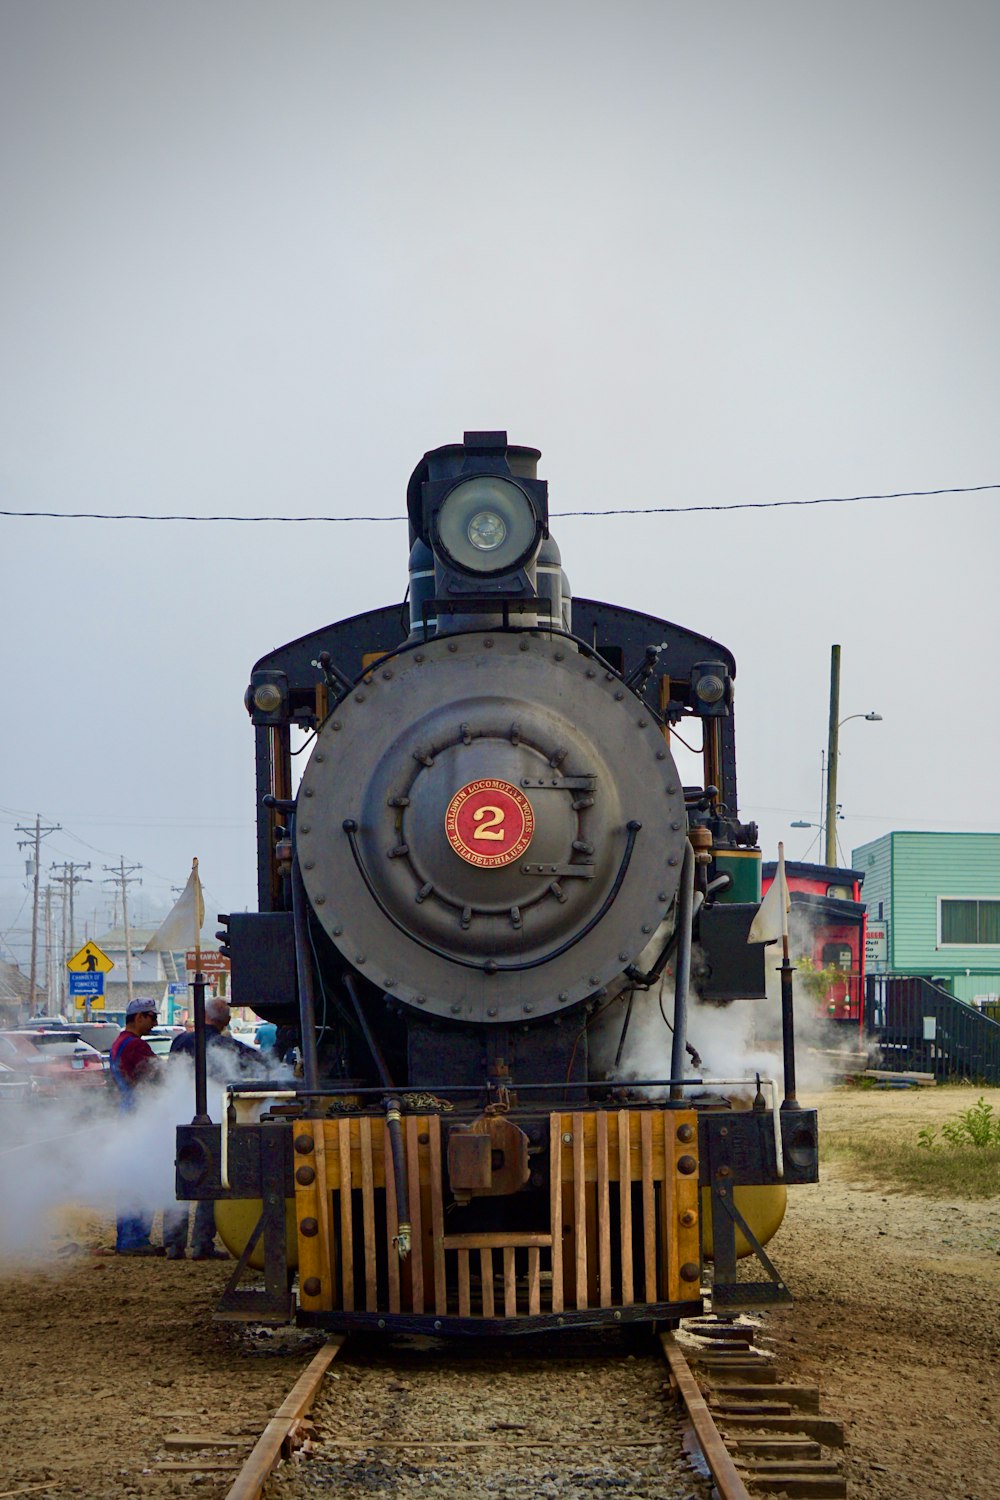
[0,480,997,524]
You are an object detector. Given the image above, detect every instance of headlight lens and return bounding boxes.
[436,477,539,574]
[467,510,507,551]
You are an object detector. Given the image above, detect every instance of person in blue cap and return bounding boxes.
[108,997,164,1256]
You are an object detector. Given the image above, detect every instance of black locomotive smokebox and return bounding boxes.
[297,631,687,1025]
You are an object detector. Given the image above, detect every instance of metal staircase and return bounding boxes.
[866,975,1000,1084]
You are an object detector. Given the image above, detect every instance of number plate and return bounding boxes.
[444,779,535,869]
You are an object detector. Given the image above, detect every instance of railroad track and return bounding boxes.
[146,1318,844,1499]
[666,1316,846,1499]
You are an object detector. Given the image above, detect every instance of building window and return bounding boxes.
[877,901,884,920]
[940,898,1000,945]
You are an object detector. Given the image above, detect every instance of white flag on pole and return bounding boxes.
[144,858,206,954]
[747,842,791,944]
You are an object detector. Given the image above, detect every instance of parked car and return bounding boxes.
[0,1030,108,1094]
[147,1027,177,1058]
[66,1021,120,1054]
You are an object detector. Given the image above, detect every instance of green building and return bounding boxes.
[852,832,1000,1005]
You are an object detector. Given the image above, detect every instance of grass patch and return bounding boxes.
[824,1130,1000,1198]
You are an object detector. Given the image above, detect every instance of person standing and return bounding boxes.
[108,997,164,1256]
[163,996,262,1260]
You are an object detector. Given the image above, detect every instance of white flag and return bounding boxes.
[747,842,791,944]
[144,858,206,953]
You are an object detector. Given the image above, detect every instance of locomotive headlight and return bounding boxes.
[467,510,507,551]
[436,476,540,575]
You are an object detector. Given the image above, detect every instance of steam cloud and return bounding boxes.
[0,1054,291,1261]
[0,1060,199,1258]
[592,909,873,1095]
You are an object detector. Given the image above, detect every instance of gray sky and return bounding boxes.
[2,1,998,960]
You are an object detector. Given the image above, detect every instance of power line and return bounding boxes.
[0,481,997,524]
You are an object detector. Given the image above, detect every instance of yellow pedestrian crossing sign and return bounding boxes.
[66,941,115,974]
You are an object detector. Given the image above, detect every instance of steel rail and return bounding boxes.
[659,1332,753,1500]
[224,1336,346,1500]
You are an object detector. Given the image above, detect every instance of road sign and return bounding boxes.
[67,941,115,974]
[69,972,105,997]
[166,981,188,1025]
[74,995,106,1010]
[185,950,230,975]
[865,923,888,963]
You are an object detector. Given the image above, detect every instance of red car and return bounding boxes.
[0,1030,108,1095]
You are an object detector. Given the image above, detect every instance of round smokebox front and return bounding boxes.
[297,633,687,1023]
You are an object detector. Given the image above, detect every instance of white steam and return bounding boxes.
[0,1052,294,1261]
[591,912,871,1096]
[0,1061,198,1258]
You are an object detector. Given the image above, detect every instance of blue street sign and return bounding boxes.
[69,971,105,997]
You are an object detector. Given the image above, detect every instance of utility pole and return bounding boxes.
[51,862,92,1016]
[15,816,61,1014]
[43,885,54,1012]
[104,858,141,1006]
[824,645,841,867]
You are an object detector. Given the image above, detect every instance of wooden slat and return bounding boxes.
[503,1247,517,1317]
[659,1113,677,1300]
[442,1232,552,1250]
[596,1111,611,1308]
[675,1109,701,1288]
[618,1110,633,1305]
[569,1110,587,1308]
[293,1122,322,1310]
[405,1115,424,1313]
[312,1118,335,1310]
[527,1247,541,1315]
[561,1183,577,1307]
[640,1110,656,1302]
[457,1249,471,1317]
[359,1117,377,1312]
[560,1111,666,1183]
[549,1114,563,1313]
[585,1181,599,1307]
[573,1112,587,1310]
[337,1119,354,1312]
[428,1116,447,1315]
[383,1118,401,1314]
[479,1247,495,1317]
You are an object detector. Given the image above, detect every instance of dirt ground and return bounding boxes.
[0,1085,997,1499]
[764,1086,1000,1500]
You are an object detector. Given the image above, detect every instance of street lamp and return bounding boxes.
[824,644,882,866]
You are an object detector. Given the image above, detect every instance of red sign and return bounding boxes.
[444,779,535,869]
[185,950,230,974]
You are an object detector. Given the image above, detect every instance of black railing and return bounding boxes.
[865,975,1000,1084]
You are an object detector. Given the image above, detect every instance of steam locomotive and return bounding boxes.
[175,432,818,1332]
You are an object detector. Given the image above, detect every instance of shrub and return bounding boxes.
[919,1097,1000,1151]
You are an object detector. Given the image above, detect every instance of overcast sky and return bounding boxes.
[2,1,998,964]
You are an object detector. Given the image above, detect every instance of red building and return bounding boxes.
[761,860,867,1028]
